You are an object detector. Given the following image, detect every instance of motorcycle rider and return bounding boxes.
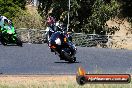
[47,19,66,53]
[45,14,56,42]
[0,15,11,39]
[45,14,56,52]
[55,19,73,42]
[0,15,11,29]
[45,14,56,33]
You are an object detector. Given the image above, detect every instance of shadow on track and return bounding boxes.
[0,44,23,47]
[54,61,80,64]
[4,44,17,46]
[0,42,17,46]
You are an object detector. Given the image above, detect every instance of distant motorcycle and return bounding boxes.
[49,31,77,63]
[0,25,22,46]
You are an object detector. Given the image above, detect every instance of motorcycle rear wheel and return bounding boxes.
[60,48,76,63]
[1,36,7,46]
[15,37,23,47]
[69,57,76,63]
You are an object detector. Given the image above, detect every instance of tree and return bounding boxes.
[83,0,120,34]
[0,0,26,18]
[37,0,123,34]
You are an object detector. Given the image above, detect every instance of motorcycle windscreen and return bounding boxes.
[6,26,15,34]
[50,32,64,44]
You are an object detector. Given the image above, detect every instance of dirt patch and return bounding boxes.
[0,75,76,87]
[0,75,75,83]
[106,18,132,50]
[25,5,38,15]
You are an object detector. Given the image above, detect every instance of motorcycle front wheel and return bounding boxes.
[15,37,23,47]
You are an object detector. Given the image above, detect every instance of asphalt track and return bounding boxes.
[0,43,132,75]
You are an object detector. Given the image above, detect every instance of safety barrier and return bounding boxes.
[16,29,132,48]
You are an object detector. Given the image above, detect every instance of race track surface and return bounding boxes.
[0,43,132,74]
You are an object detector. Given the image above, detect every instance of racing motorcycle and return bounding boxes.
[49,31,77,63]
[0,24,22,46]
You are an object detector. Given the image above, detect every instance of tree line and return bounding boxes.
[0,0,132,34]
[38,0,132,34]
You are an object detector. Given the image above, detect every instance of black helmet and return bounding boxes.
[4,19,8,23]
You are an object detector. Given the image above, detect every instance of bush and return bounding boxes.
[13,9,43,29]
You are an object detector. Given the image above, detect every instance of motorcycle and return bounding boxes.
[49,31,77,63]
[0,24,22,46]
